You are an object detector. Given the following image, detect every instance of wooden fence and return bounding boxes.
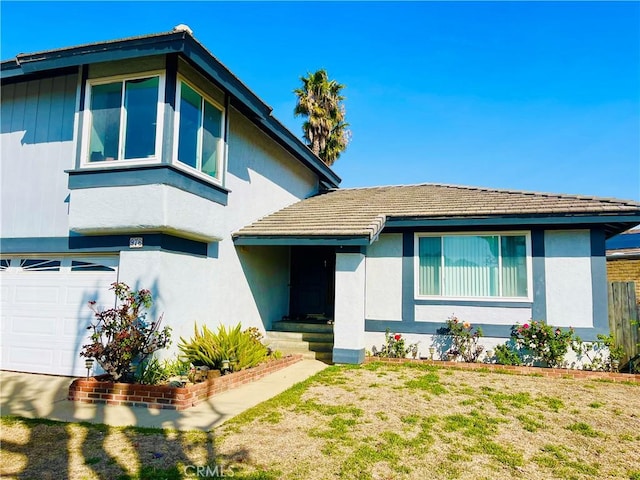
[608,281,640,371]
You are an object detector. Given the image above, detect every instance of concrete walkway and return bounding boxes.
[0,359,327,431]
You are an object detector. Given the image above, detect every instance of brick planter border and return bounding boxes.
[68,354,303,410]
[364,356,640,383]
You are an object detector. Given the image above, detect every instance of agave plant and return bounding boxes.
[178,322,269,372]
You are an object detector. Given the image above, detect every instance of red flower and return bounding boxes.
[394,334,402,341]
[523,323,530,329]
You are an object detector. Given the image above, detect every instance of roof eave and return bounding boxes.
[386,212,640,237]
[233,235,371,246]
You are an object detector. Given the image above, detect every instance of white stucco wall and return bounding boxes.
[117,249,216,358]
[414,304,532,325]
[334,253,366,353]
[544,230,593,328]
[365,233,403,321]
[69,184,227,242]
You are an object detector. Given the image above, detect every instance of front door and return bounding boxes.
[289,246,335,320]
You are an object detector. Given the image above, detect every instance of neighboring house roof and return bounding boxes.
[606,227,640,259]
[233,183,640,245]
[0,29,340,188]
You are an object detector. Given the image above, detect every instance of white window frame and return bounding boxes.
[414,231,533,302]
[80,71,166,168]
[173,76,226,186]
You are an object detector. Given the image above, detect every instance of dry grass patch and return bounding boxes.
[2,363,639,479]
[216,363,640,479]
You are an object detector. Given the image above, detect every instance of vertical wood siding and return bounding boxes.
[1,73,78,238]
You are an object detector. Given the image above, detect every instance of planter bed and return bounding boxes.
[365,356,640,383]
[68,354,303,410]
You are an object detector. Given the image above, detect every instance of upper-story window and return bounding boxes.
[84,73,163,163]
[175,80,225,181]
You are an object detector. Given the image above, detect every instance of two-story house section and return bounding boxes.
[0,27,339,376]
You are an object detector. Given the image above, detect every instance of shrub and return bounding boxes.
[512,321,574,368]
[80,282,171,382]
[494,344,521,366]
[136,356,191,385]
[371,329,418,358]
[445,316,484,362]
[178,323,270,372]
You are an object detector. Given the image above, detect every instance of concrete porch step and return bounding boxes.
[266,321,334,364]
[266,338,333,353]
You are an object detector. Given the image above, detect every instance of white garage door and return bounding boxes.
[1,256,118,377]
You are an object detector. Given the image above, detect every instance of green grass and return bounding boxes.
[566,422,602,438]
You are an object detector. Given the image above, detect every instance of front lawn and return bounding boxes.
[2,362,639,479]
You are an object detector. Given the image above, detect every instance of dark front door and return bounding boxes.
[289,246,335,320]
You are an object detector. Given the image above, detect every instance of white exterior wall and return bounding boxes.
[69,184,227,242]
[333,252,366,362]
[365,233,403,320]
[544,230,594,328]
[414,304,532,325]
[1,74,78,238]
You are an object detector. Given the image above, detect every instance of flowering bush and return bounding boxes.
[445,316,484,362]
[80,282,171,382]
[512,321,574,368]
[371,329,418,358]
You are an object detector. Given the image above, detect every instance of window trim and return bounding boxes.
[173,75,226,186]
[413,231,533,302]
[80,70,166,168]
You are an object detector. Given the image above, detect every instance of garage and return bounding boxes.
[1,256,119,377]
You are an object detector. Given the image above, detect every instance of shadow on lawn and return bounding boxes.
[0,372,255,479]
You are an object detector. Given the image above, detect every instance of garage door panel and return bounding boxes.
[8,345,55,367]
[63,315,93,336]
[14,285,60,304]
[1,256,118,376]
[7,314,60,335]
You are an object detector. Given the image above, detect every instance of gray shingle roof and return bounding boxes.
[234,183,640,242]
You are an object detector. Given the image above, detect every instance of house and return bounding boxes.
[2,29,639,375]
[606,226,640,301]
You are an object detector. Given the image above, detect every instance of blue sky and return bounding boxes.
[2,1,639,200]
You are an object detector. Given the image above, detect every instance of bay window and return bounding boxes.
[416,233,530,299]
[86,74,162,162]
[176,81,224,180]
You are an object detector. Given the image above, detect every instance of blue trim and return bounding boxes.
[1,234,207,256]
[590,229,606,257]
[233,236,369,246]
[415,299,532,308]
[67,164,229,205]
[332,347,364,365]
[365,319,516,338]
[402,232,416,323]
[386,215,640,230]
[162,53,178,165]
[75,65,88,169]
[531,229,547,321]
[365,320,606,342]
[0,237,69,254]
[591,230,609,335]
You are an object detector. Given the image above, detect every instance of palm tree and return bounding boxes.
[294,69,350,166]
